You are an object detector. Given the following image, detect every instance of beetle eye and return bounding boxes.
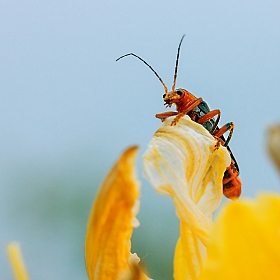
[163,94,166,98]
[176,90,183,96]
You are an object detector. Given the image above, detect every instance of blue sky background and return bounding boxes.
[1,1,280,279]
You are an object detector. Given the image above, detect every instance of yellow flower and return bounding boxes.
[85,116,230,279]
[7,120,280,279]
[199,193,280,280]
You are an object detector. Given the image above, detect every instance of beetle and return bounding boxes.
[116,35,241,199]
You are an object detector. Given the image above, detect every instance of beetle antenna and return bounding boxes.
[116,53,168,95]
[171,35,186,93]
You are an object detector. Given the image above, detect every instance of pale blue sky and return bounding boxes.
[1,1,280,279]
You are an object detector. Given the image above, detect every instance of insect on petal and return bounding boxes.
[85,146,150,280]
[143,116,230,280]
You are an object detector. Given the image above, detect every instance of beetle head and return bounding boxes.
[163,89,184,107]
[163,88,196,108]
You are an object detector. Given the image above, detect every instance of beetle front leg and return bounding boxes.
[155,111,178,122]
[171,97,203,126]
[170,112,187,126]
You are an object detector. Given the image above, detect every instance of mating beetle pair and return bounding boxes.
[117,35,241,199]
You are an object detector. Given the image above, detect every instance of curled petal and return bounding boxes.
[85,146,149,280]
[143,116,230,279]
[199,193,280,280]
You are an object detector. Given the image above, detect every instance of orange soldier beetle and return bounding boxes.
[116,35,241,199]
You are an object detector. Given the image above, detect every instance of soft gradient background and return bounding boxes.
[1,1,280,279]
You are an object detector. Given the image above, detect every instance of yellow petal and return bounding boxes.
[143,116,230,280]
[200,193,280,280]
[267,124,280,173]
[6,242,30,280]
[85,146,149,280]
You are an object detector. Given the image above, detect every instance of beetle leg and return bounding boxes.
[171,97,203,126]
[197,109,221,134]
[214,122,234,147]
[170,112,187,125]
[155,111,178,121]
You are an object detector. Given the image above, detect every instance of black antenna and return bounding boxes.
[171,35,186,93]
[116,53,168,95]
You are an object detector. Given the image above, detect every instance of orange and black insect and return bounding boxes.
[116,35,241,199]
